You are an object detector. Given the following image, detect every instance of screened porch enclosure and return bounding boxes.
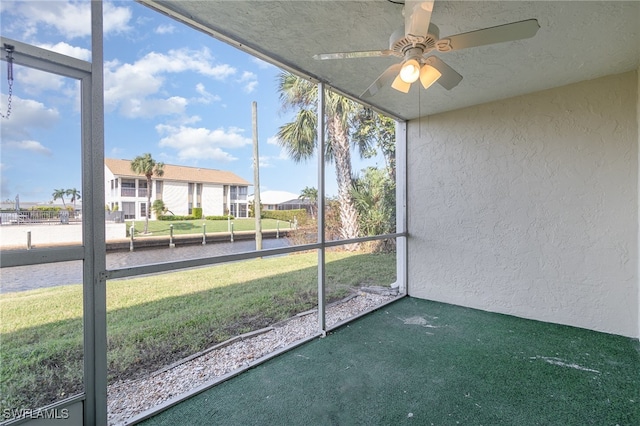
[1,1,639,425]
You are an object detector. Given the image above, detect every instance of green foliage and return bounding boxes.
[51,188,67,206]
[30,206,62,212]
[192,207,203,219]
[158,215,195,221]
[299,186,318,219]
[66,188,81,206]
[351,167,396,238]
[130,153,165,179]
[51,188,82,208]
[205,215,235,221]
[299,186,318,202]
[152,200,166,218]
[263,209,308,225]
[131,153,165,234]
[351,109,396,178]
[248,201,264,218]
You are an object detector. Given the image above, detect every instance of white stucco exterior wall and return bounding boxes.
[163,181,188,216]
[202,184,223,216]
[408,71,639,338]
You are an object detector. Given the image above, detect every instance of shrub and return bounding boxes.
[30,206,62,212]
[263,209,308,225]
[158,215,195,221]
[152,200,166,218]
[205,215,234,220]
[192,207,203,219]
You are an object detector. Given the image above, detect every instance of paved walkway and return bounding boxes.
[0,222,125,249]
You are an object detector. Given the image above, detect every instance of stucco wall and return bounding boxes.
[202,184,224,216]
[163,181,188,216]
[408,71,639,337]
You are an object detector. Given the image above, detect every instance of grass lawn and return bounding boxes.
[130,218,291,237]
[0,250,395,413]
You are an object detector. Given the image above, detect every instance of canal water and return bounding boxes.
[0,238,290,293]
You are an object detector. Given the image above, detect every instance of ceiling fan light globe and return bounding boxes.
[391,74,411,93]
[399,59,421,83]
[419,64,442,89]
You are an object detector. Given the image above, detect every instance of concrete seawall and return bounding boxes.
[0,223,290,252]
[105,229,290,252]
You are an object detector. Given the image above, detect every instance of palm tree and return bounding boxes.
[66,188,81,215]
[299,186,318,219]
[277,72,374,242]
[52,188,67,207]
[351,109,397,180]
[130,153,165,234]
[152,199,167,219]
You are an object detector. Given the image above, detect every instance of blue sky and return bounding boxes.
[0,0,383,204]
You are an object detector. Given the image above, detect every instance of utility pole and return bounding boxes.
[252,101,262,251]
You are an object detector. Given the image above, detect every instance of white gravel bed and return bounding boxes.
[107,291,397,425]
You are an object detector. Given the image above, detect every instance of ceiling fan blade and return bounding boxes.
[361,63,402,98]
[313,50,393,60]
[436,19,540,52]
[405,0,434,40]
[423,56,462,90]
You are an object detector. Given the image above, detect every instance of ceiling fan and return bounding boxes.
[313,0,540,97]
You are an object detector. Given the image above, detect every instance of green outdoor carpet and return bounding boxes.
[141,297,640,425]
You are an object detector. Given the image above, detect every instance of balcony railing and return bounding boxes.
[121,188,136,197]
[138,188,148,197]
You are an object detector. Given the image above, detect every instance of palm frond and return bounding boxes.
[276,109,317,163]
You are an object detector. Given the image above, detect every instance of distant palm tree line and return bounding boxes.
[52,188,81,210]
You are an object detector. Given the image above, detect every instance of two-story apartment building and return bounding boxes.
[105,158,251,220]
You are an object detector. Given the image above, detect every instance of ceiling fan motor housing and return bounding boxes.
[389,23,440,57]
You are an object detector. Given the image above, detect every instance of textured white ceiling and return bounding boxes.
[143,1,640,121]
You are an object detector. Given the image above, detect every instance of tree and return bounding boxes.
[351,167,396,236]
[276,72,376,242]
[52,188,67,207]
[299,186,318,219]
[130,153,164,234]
[66,188,81,213]
[152,199,167,219]
[351,109,397,180]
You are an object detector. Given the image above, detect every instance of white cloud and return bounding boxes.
[254,155,276,168]
[104,48,236,118]
[156,124,252,162]
[243,81,258,94]
[180,115,202,126]
[0,96,59,141]
[37,41,92,61]
[238,71,258,93]
[4,1,132,39]
[119,96,188,119]
[194,83,221,104]
[5,140,53,156]
[19,68,65,95]
[155,24,176,35]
